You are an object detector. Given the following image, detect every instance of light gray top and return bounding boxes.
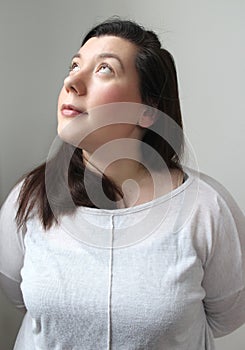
[0,169,245,350]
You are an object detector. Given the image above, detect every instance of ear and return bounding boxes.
[138,107,158,128]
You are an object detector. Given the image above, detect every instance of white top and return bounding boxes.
[0,169,245,350]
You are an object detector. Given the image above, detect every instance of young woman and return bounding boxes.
[0,19,245,350]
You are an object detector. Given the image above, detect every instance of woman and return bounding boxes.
[0,19,245,350]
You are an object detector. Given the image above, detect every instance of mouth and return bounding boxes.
[61,104,87,117]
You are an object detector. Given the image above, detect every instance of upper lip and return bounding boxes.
[61,104,85,113]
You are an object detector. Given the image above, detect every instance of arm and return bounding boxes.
[0,183,26,311]
[201,176,245,337]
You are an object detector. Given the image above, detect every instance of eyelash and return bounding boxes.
[68,62,114,75]
[69,61,79,72]
[97,63,114,75]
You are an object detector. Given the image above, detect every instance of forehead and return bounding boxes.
[78,36,138,61]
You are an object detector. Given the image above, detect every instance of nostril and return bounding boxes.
[64,78,78,95]
[64,75,86,96]
[71,86,79,94]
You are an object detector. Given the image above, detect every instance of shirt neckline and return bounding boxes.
[76,168,195,216]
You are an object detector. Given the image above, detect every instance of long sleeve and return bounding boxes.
[200,173,245,337]
[0,183,26,308]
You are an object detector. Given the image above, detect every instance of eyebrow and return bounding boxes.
[71,52,124,71]
[72,53,81,60]
[97,53,124,71]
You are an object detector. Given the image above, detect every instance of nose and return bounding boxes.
[63,72,86,96]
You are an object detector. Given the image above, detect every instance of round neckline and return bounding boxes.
[76,168,195,216]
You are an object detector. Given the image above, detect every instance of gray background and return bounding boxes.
[0,0,244,348]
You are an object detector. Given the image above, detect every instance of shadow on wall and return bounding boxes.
[0,289,24,350]
[0,164,4,205]
[215,325,245,350]
[0,156,22,347]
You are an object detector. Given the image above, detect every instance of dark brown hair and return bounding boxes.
[16,18,184,230]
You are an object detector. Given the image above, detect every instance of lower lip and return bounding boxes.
[61,109,85,117]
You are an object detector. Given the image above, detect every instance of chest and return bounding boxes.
[20,222,205,344]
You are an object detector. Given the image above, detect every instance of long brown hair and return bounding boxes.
[16,18,184,230]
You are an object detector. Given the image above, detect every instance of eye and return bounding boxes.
[97,63,113,75]
[69,61,80,72]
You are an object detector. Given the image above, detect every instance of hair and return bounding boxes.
[16,18,184,230]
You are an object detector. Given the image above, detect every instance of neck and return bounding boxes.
[82,138,146,186]
[83,153,145,186]
[82,144,184,208]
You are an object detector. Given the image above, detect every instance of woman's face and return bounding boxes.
[57,36,144,152]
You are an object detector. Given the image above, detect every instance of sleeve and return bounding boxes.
[200,175,245,338]
[0,183,26,309]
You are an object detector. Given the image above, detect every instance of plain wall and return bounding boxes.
[0,0,244,349]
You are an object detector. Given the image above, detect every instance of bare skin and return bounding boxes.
[57,36,183,208]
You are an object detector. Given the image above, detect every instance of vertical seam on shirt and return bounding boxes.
[107,214,115,350]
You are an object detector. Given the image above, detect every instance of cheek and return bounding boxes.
[58,87,66,108]
[93,85,141,105]
[95,89,123,105]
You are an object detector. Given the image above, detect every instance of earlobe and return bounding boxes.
[138,107,158,128]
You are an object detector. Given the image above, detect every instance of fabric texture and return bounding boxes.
[0,169,245,350]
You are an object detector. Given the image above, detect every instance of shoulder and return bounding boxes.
[0,180,26,281]
[181,169,245,258]
[182,168,245,268]
[185,168,244,219]
[1,180,24,215]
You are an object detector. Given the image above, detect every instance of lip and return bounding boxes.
[61,104,87,117]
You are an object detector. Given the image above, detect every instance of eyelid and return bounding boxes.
[96,62,114,74]
[69,61,80,72]
[96,62,116,75]
[68,60,115,75]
